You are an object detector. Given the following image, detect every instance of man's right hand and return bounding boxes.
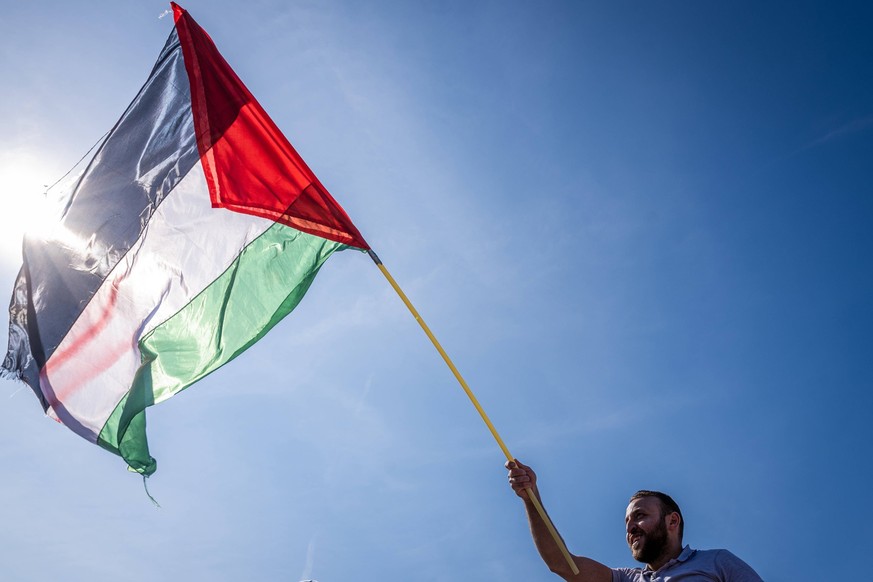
[506,459,538,498]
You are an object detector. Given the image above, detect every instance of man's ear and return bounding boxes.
[667,511,681,533]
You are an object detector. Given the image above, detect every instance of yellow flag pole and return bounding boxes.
[367,249,579,576]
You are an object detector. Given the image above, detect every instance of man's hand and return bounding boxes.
[506,459,538,498]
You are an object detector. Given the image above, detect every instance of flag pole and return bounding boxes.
[367,249,579,576]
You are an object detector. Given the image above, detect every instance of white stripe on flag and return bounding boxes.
[44,160,276,439]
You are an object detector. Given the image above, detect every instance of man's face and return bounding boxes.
[625,496,669,564]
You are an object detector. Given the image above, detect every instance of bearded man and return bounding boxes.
[507,460,764,581]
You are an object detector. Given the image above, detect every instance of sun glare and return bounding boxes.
[0,152,67,269]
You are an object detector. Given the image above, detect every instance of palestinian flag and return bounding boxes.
[2,3,368,476]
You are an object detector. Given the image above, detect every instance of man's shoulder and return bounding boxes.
[684,547,764,581]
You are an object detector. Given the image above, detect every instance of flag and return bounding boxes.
[2,3,368,476]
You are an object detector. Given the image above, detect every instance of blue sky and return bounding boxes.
[1,1,871,580]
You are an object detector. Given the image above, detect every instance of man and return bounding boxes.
[506,460,763,581]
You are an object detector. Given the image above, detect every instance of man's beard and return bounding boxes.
[631,519,669,564]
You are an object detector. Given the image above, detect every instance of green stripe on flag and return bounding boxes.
[97,222,348,475]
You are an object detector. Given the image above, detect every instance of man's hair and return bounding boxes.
[630,490,684,541]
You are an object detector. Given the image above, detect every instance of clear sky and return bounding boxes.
[1,1,871,580]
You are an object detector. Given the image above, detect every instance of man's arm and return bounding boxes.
[507,460,614,582]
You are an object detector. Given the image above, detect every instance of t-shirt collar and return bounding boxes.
[643,545,695,572]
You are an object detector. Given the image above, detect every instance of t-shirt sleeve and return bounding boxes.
[611,567,639,582]
[715,550,764,581]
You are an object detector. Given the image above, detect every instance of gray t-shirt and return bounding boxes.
[612,545,763,581]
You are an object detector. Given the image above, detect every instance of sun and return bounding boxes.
[0,151,64,269]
